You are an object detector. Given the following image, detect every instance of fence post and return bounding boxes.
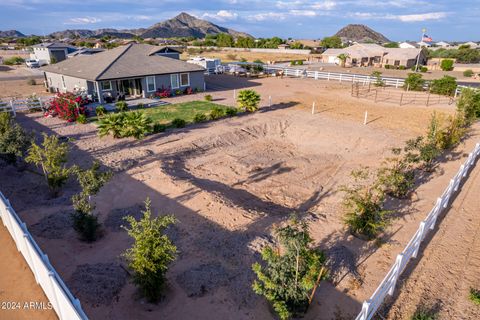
[396,79,400,88]
[388,254,404,295]
[430,198,443,229]
[353,74,356,83]
[327,72,330,81]
[10,99,16,117]
[23,231,40,284]
[399,93,403,106]
[233,89,236,101]
[374,90,378,103]
[269,95,272,107]
[413,222,425,258]
[364,110,368,125]
[339,74,343,82]
[426,92,430,106]
[48,271,65,320]
[312,102,315,115]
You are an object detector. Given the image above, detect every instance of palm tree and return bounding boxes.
[337,53,349,67]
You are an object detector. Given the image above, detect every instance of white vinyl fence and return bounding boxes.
[0,96,52,116]
[0,192,88,320]
[355,142,480,320]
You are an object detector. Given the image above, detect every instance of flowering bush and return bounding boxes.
[48,92,86,122]
[154,87,171,99]
[184,87,193,95]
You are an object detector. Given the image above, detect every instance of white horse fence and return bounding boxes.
[0,96,52,116]
[355,142,480,320]
[0,192,88,320]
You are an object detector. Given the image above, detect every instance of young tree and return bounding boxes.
[122,199,177,302]
[377,148,415,199]
[337,53,349,67]
[371,71,385,87]
[0,113,30,165]
[216,33,234,47]
[237,89,261,112]
[403,73,425,91]
[456,88,480,124]
[429,75,457,96]
[252,217,327,320]
[25,133,70,195]
[320,36,342,48]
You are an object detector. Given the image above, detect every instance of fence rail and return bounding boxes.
[0,192,88,320]
[0,97,52,116]
[355,142,480,320]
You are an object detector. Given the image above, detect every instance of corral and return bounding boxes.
[1,74,478,320]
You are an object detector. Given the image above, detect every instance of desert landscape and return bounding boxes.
[2,74,478,319]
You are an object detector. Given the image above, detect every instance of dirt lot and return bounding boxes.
[181,50,316,63]
[1,75,478,320]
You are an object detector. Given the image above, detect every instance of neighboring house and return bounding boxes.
[31,42,77,65]
[67,48,104,58]
[41,43,205,104]
[322,43,427,68]
[399,41,418,49]
[417,41,432,47]
[383,48,427,68]
[435,41,451,48]
[461,41,479,49]
[278,44,290,50]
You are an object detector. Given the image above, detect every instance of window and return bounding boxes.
[170,74,179,89]
[101,81,112,91]
[180,73,190,87]
[146,76,156,92]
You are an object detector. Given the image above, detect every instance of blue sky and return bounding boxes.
[0,0,479,41]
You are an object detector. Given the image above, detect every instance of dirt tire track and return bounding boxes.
[385,163,480,319]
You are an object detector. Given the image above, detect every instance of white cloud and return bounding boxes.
[248,12,287,21]
[65,17,101,24]
[394,12,447,22]
[289,10,317,17]
[202,10,238,21]
[311,1,337,10]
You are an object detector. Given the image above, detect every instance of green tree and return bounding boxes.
[383,42,399,48]
[403,73,425,91]
[252,217,327,320]
[235,36,255,48]
[320,36,342,48]
[456,88,480,122]
[440,59,454,71]
[25,133,70,195]
[371,71,385,87]
[216,33,234,47]
[0,113,30,164]
[122,198,177,302]
[337,53,349,67]
[429,75,457,96]
[237,89,261,112]
[289,42,304,49]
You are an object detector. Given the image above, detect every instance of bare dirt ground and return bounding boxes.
[0,79,50,99]
[0,75,478,320]
[181,50,315,63]
[0,224,57,320]
[382,163,480,320]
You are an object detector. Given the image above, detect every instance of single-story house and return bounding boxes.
[31,42,78,65]
[461,41,479,49]
[435,41,451,48]
[322,43,427,68]
[41,43,205,103]
[382,48,427,68]
[67,48,104,58]
[399,41,419,49]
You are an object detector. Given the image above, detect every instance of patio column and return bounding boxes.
[95,81,103,104]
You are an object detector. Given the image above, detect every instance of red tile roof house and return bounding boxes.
[41,43,205,104]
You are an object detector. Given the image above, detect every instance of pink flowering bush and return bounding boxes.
[154,87,171,99]
[48,92,86,122]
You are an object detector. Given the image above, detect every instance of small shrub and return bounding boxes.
[225,107,238,117]
[404,73,425,91]
[172,118,186,128]
[184,87,193,95]
[411,307,437,320]
[155,87,171,98]
[72,193,100,242]
[122,198,177,302]
[72,161,112,196]
[430,75,457,96]
[76,114,87,124]
[115,101,128,112]
[95,105,106,117]
[48,92,86,122]
[398,65,406,70]
[152,123,166,133]
[342,168,389,239]
[469,288,480,305]
[3,56,24,65]
[174,89,182,96]
[420,66,428,73]
[252,217,327,320]
[204,94,213,101]
[440,59,454,71]
[136,103,144,109]
[457,88,480,123]
[98,113,125,138]
[371,71,385,87]
[237,89,261,112]
[297,60,303,65]
[209,106,225,120]
[377,149,415,198]
[98,112,152,139]
[384,64,392,69]
[193,113,207,123]
[25,133,70,195]
[226,53,237,61]
[463,69,474,77]
[0,113,30,164]
[27,78,36,85]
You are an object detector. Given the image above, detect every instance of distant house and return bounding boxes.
[322,43,427,68]
[435,41,451,48]
[417,41,432,47]
[41,43,205,104]
[67,48,104,58]
[31,42,77,65]
[399,41,418,49]
[461,41,479,49]
[278,44,290,50]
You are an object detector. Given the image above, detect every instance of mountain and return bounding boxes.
[139,12,250,38]
[49,12,250,39]
[0,30,25,38]
[334,24,389,43]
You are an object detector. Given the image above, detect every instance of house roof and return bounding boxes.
[322,48,345,56]
[33,42,75,49]
[41,43,204,81]
[323,43,385,59]
[383,48,423,60]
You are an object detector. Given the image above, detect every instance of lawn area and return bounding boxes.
[140,100,230,125]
